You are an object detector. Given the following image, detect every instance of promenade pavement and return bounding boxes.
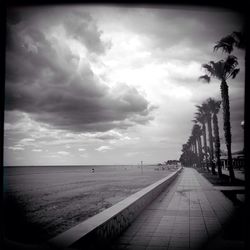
[109,167,244,250]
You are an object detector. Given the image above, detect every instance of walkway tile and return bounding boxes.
[108,167,243,250]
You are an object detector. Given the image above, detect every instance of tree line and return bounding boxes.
[179,30,245,183]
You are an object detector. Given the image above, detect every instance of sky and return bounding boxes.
[4,5,245,166]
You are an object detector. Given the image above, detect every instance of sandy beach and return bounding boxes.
[4,165,175,243]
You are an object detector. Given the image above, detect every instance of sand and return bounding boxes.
[4,165,175,243]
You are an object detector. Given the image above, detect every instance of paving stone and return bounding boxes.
[153,231,171,237]
[122,229,138,237]
[126,245,146,250]
[146,246,167,250]
[170,232,189,238]
[169,238,189,248]
[110,243,129,250]
[115,236,133,244]
[132,235,152,241]
[175,217,189,223]
[190,229,207,237]
[148,236,170,247]
[136,231,157,236]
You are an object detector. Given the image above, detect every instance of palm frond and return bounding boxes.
[201,103,210,114]
[213,35,235,54]
[198,75,210,83]
[206,98,221,114]
[224,55,239,79]
[202,64,213,73]
[194,114,205,124]
[230,68,240,79]
[203,60,223,80]
[195,106,203,114]
[209,60,217,66]
[232,31,245,49]
[226,55,238,67]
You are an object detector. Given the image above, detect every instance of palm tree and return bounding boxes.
[180,142,196,167]
[180,143,189,166]
[196,124,203,168]
[214,30,246,54]
[207,98,223,178]
[194,108,209,171]
[187,137,195,166]
[192,124,203,168]
[192,119,204,168]
[214,29,245,169]
[190,134,198,167]
[199,55,240,181]
[197,103,215,173]
[187,137,193,154]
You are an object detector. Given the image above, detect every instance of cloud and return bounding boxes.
[95,7,243,61]
[4,6,244,166]
[21,138,35,143]
[80,154,88,158]
[93,130,130,141]
[8,146,24,151]
[78,148,86,152]
[6,7,109,54]
[125,152,140,157]
[63,10,108,54]
[17,138,36,147]
[95,145,112,152]
[57,151,70,155]
[32,149,42,152]
[5,8,155,134]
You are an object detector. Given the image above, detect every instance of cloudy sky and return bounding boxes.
[4,5,245,166]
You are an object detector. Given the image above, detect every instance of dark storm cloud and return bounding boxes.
[63,10,108,54]
[161,8,242,48]
[5,8,155,133]
[95,134,118,140]
[114,7,244,63]
[6,7,108,55]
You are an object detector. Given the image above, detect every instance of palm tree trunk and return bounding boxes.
[202,122,209,171]
[194,140,198,167]
[220,80,235,182]
[213,113,222,178]
[197,135,203,168]
[207,114,216,174]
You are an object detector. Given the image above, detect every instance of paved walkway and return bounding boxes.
[109,167,243,250]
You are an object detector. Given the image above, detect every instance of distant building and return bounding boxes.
[220,150,244,170]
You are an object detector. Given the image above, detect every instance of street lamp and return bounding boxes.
[141,161,143,175]
[241,120,244,129]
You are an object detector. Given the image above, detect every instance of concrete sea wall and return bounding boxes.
[49,167,183,249]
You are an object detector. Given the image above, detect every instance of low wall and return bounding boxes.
[49,167,183,249]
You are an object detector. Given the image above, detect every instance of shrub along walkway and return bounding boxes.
[109,167,245,250]
[221,169,245,181]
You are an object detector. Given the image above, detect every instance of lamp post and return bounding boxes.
[141,161,143,175]
[241,120,244,129]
